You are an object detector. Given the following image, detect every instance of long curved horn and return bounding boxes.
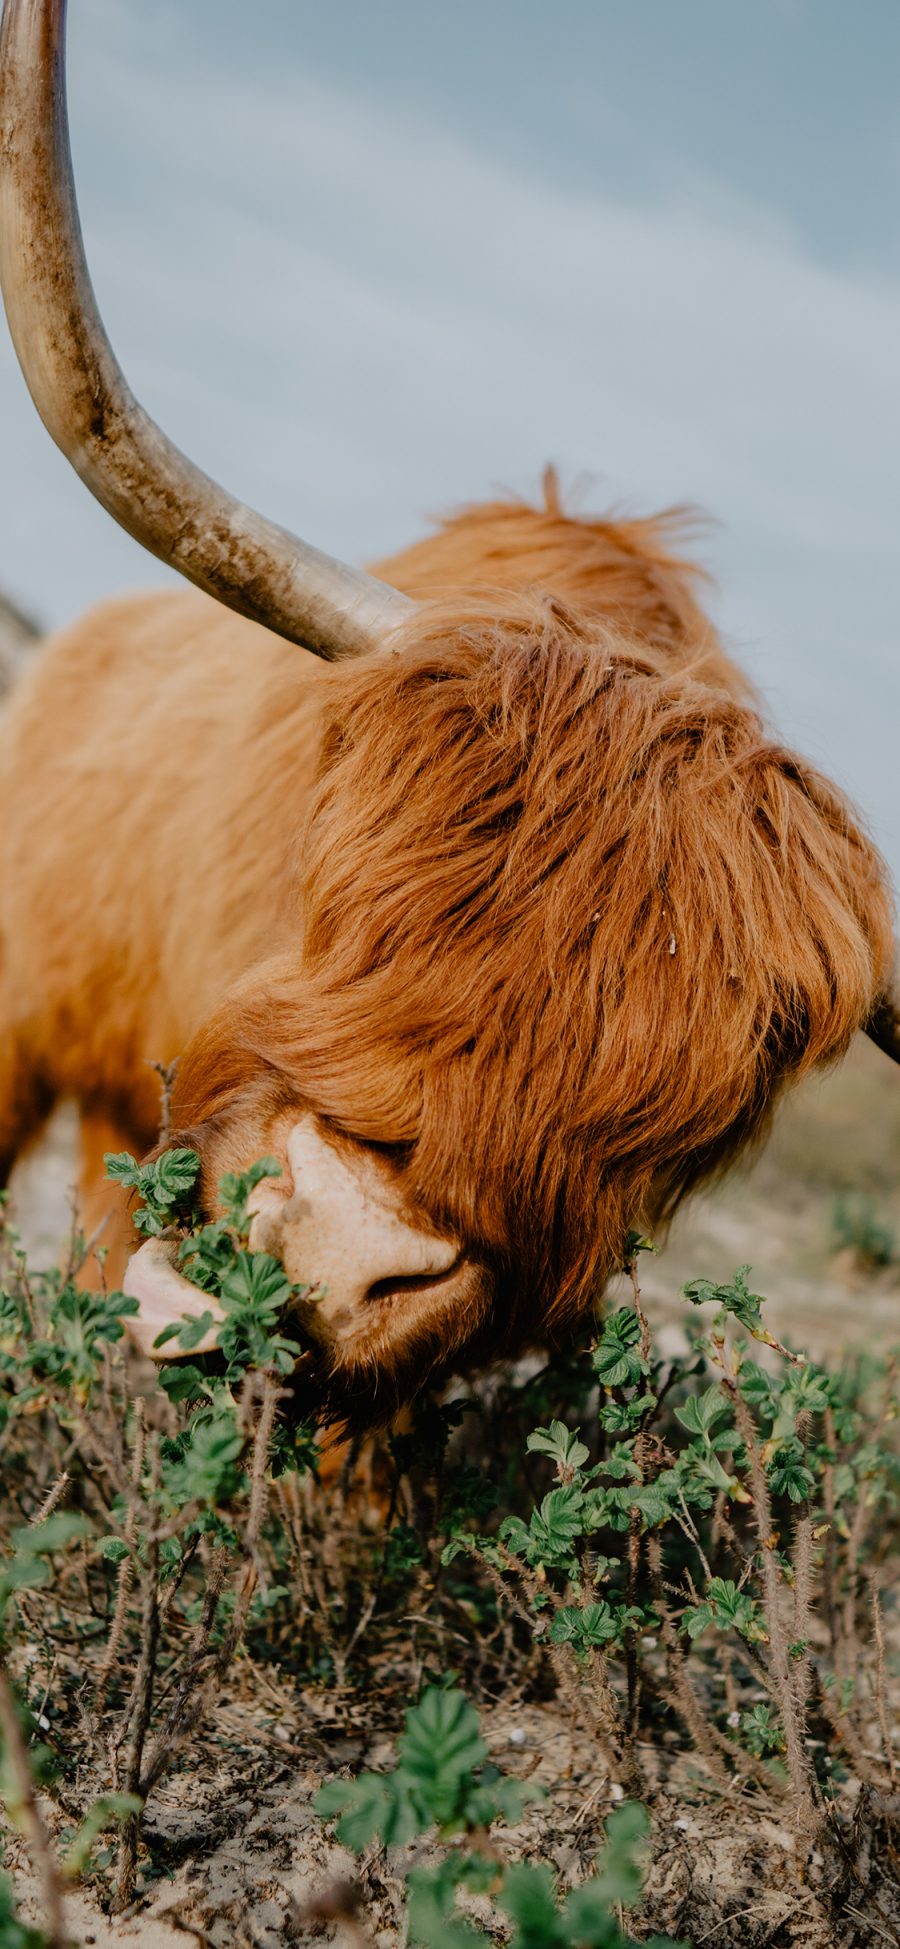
[865,948,900,1063]
[0,0,411,658]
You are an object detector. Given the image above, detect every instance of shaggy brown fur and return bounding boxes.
[375,471,744,697]
[171,592,891,1407]
[0,478,892,1414]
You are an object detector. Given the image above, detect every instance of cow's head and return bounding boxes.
[122,592,898,1421]
[2,0,898,1426]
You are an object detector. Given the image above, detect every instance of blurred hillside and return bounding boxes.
[638,1033,900,1358]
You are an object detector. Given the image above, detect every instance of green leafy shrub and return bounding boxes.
[315,1686,682,1947]
[1,1154,899,1945]
[437,1255,900,1827]
[0,1151,319,1917]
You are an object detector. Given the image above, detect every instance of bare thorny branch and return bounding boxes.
[723,1380,820,1837]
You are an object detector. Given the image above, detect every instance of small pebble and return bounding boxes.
[508,1727,527,1747]
[610,1783,625,1802]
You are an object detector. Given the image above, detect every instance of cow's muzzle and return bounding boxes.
[122,1115,470,1369]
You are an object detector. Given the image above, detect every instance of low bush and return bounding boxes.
[0,1159,898,1945]
[315,1686,680,1946]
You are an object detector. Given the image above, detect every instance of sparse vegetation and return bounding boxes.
[0,1152,899,1946]
[315,1689,681,1947]
[832,1191,896,1269]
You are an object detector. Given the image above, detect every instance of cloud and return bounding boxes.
[2,0,897,871]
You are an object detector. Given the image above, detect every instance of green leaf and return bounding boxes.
[583,1800,650,1908]
[154,1150,202,1201]
[12,1512,89,1556]
[599,1391,657,1434]
[97,1537,131,1564]
[105,1148,201,1238]
[63,1793,142,1879]
[739,1361,775,1415]
[103,1151,142,1188]
[740,1703,785,1757]
[500,1484,588,1569]
[682,1577,767,1645]
[154,1310,215,1354]
[592,1309,647,1390]
[218,1251,294,1317]
[603,1442,641,1482]
[406,1859,489,1946]
[632,1478,680,1529]
[527,1420,590,1475]
[158,1401,243,1508]
[217,1158,282,1233]
[0,1869,48,1949]
[549,1601,622,1652]
[0,1514,90,1625]
[623,1230,657,1265]
[674,1386,729,1438]
[158,1363,212,1404]
[176,1220,238,1295]
[440,1464,498,1533]
[384,1522,424,1577]
[498,1862,561,1947]
[35,1283,139,1388]
[767,1443,815,1503]
[313,1772,419,1852]
[397,1688,488,1831]
[682,1265,766,1334]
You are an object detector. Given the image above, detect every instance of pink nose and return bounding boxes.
[248,1117,461,1345]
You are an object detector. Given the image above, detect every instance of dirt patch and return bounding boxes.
[11,1682,900,1948]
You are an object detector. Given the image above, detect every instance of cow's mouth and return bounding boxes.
[121,1228,490,1427]
[121,1114,486,1412]
[122,1233,479,1361]
[122,1237,227,1361]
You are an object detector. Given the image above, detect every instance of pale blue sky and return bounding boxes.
[1,0,898,875]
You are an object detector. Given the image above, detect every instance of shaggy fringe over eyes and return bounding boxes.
[174,591,894,1343]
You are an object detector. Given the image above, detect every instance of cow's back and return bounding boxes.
[0,587,328,1133]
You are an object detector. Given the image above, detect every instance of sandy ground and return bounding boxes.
[638,1032,900,1357]
[13,1681,881,1949]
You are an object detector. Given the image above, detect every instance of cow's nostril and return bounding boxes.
[364,1262,462,1307]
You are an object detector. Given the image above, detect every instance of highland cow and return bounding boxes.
[0,0,896,1428]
